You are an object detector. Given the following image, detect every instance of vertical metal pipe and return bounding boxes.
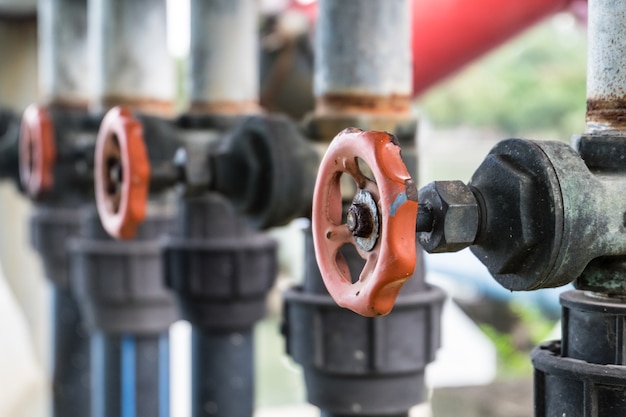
[191,328,254,417]
[165,196,276,417]
[34,4,91,414]
[134,333,171,417]
[0,17,38,109]
[38,0,90,109]
[51,286,91,417]
[72,212,176,417]
[314,0,412,115]
[31,208,91,417]
[586,0,626,133]
[88,0,174,115]
[189,0,259,114]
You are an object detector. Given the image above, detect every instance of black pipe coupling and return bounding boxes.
[533,290,626,417]
[68,209,178,417]
[31,207,84,288]
[163,195,278,329]
[68,209,178,334]
[209,115,319,228]
[174,113,319,228]
[283,231,445,416]
[417,138,626,294]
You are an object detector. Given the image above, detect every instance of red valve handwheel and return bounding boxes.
[19,105,56,199]
[312,128,418,317]
[95,106,150,240]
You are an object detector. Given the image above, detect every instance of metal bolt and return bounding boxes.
[417,180,479,253]
[416,203,434,233]
[349,189,380,252]
[347,203,374,238]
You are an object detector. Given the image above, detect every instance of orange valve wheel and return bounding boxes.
[19,105,56,199]
[95,106,150,240]
[312,128,418,317]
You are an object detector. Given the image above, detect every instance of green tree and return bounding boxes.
[419,16,587,139]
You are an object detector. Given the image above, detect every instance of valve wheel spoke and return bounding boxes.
[325,223,353,251]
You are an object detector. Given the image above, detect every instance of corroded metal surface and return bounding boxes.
[316,93,411,116]
[417,138,626,294]
[416,180,479,254]
[314,0,411,115]
[189,0,259,114]
[89,0,174,115]
[188,100,259,116]
[39,0,89,109]
[586,0,626,132]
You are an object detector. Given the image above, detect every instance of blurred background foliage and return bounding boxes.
[480,303,557,378]
[417,15,587,139]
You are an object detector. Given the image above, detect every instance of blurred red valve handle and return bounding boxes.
[19,105,56,199]
[95,106,150,240]
[312,128,418,316]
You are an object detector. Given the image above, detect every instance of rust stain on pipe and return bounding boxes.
[100,96,174,117]
[48,98,90,112]
[316,93,411,116]
[587,98,626,130]
[188,100,260,116]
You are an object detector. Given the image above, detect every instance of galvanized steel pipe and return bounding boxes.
[33,4,92,416]
[0,19,37,109]
[188,0,259,114]
[586,0,626,132]
[38,0,89,108]
[314,0,412,115]
[88,0,174,115]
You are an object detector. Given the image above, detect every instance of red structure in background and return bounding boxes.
[285,0,587,97]
[411,0,587,96]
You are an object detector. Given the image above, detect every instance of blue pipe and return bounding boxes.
[121,336,136,417]
[91,332,170,417]
[159,334,170,417]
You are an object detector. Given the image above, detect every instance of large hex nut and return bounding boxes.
[470,154,539,275]
[468,139,562,291]
[417,181,479,253]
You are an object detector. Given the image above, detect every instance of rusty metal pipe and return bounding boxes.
[314,0,412,115]
[38,0,89,109]
[188,0,259,114]
[586,0,626,132]
[88,0,174,116]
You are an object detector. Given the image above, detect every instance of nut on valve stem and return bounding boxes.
[415,180,480,254]
[416,204,435,233]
